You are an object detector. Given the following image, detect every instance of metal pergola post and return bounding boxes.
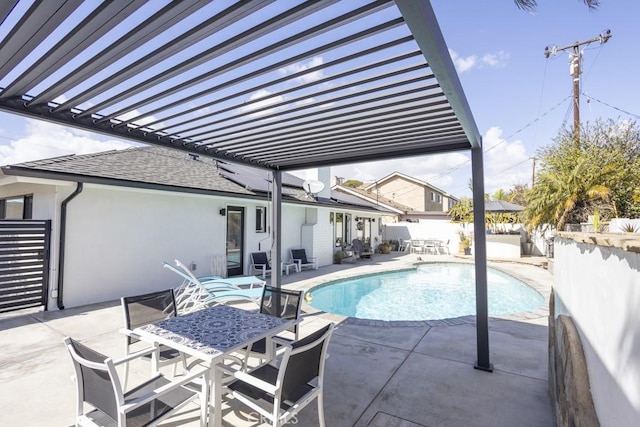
[271,169,282,289]
[471,143,492,372]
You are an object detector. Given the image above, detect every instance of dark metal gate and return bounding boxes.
[0,220,51,313]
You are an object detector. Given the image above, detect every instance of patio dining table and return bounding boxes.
[133,304,292,427]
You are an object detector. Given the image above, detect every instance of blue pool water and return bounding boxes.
[309,263,544,321]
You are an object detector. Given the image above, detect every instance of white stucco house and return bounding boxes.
[0,146,390,311]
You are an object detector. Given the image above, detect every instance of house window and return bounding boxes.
[333,212,351,247]
[255,206,267,232]
[431,192,436,202]
[437,194,442,203]
[0,195,32,219]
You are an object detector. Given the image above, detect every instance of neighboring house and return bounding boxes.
[334,171,459,222]
[0,146,389,311]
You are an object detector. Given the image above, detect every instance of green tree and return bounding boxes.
[492,188,508,201]
[342,179,363,188]
[505,184,529,206]
[447,197,473,224]
[524,119,640,230]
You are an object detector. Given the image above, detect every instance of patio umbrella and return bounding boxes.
[484,200,525,213]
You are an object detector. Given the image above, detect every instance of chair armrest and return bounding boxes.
[230,369,278,395]
[271,336,294,347]
[118,327,138,338]
[112,346,159,366]
[120,367,208,411]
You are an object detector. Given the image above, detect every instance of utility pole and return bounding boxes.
[531,157,536,187]
[544,30,612,147]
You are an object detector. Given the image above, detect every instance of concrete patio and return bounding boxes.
[0,253,554,426]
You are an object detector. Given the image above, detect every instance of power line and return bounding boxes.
[581,93,640,120]
[425,94,572,184]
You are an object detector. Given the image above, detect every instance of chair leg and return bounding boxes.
[123,342,130,390]
[199,370,209,427]
[318,392,326,427]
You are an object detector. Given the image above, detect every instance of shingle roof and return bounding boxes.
[1,146,391,212]
[4,146,254,195]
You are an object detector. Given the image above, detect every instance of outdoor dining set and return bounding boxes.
[401,238,451,255]
[63,256,332,427]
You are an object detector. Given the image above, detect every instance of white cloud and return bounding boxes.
[116,109,163,129]
[449,49,510,73]
[449,49,478,73]
[0,119,133,166]
[240,89,285,117]
[481,51,509,68]
[482,126,532,193]
[279,56,325,84]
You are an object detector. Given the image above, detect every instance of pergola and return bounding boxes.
[0,0,491,371]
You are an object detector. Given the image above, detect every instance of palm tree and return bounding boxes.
[525,156,613,230]
[514,0,599,11]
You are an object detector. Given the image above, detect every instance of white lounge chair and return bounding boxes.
[164,260,261,314]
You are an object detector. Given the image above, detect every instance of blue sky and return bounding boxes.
[1,1,638,198]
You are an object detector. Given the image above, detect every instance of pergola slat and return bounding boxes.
[134,40,421,133]
[23,0,211,104]
[96,3,400,124]
[179,77,439,142]
[51,0,277,113]
[201,101,452,150]
[0,0,82,81]
[1,1,144,98]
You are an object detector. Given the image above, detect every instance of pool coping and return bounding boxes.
[295,258,551,328]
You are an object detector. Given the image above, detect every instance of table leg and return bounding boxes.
[211,365,223,427]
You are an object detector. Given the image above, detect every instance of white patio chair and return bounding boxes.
[289,248,318,272]
[219,323,334,427]
[64,337,208,427]
[437,239,451,254]
[410,239,425,254]
[120,289,187,389]
[241,285,304,370]
[250,252,272,278]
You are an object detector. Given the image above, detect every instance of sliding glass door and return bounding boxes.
[226,206,244,277]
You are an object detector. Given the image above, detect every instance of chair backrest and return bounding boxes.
[122,289,177,345]
[64,337,120,421]
[352,239,366,255]
[280,323,334,402]
[290,249,309,264]
[251,252,271,270]
[260,286,303,335]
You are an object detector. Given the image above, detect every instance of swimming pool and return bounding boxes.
[308,263,544,321]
